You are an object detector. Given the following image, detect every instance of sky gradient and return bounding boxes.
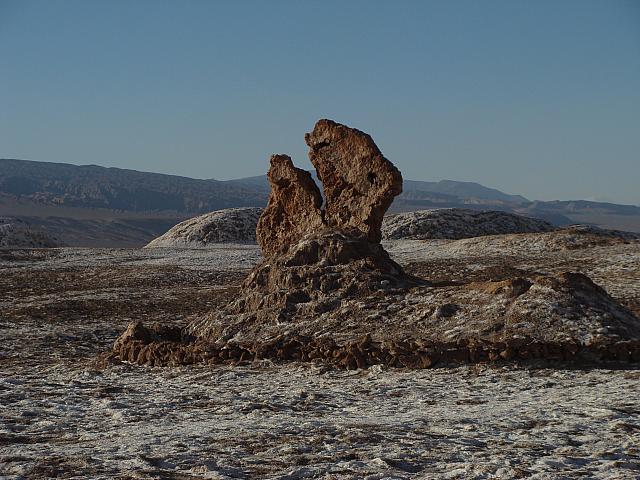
[1,0,639,204]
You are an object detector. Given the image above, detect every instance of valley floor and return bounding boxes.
[1,238,639,479]
[2,358,639,479]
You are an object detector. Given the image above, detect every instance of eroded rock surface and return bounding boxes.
[114,265,640,369]
[186,230,414,343]
[306,119,403,242]
[256,154,324,258]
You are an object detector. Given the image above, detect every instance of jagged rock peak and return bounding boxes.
[305,119,403,243]
[256,120,403,258]
[256,154,325,258]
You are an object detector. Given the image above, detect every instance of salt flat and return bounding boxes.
[2,361,639,479]
[1,237,639,478]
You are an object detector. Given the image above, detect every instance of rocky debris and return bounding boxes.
[111,327,640,369]
[306,119,403,243]
[111,321,208,366]
[111,119,640,369]
[382,208,554,240]
[0,217,62,248]
[145,208,263,247]
[256,155,324,258]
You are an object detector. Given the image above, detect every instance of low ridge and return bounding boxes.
[0,217,62,248]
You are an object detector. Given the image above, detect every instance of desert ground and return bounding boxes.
[1,235,639,479]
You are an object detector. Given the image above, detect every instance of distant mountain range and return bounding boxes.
[0,158,266,212]
[1,158,639,246]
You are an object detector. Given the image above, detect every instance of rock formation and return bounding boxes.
[110,119,640,369]
[257,121,403,255]
[187,120,414,339]
[306,119,402,243]
[256,155,324,258]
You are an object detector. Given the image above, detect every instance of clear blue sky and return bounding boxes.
[1,0,639,204]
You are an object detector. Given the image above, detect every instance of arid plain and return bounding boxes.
[2,227,639,478]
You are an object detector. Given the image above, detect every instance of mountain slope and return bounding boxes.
[403,179,529,204]
[0,158,267,213]
[0,216,62,248]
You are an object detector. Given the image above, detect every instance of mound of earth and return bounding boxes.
[0,217,62,248]
[144,206,638,250]
[111,120,640,369]
[145,208,553,248]
[552,224,640,247]
[145,207,263,247]
[382,208,554,240]
[409,225,640,261]
[112,268,640,369]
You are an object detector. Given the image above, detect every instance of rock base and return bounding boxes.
[110,321,640,369]
[187,230,421,340]
[109,236,640,369]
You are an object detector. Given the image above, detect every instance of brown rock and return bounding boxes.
[256,154,325,258]
[471,278,532,298]
[534,271,608,295]
[256,120,402,256]
[113,321,152,350]
[305,119,403,242]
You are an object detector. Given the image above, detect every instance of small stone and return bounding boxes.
[433,303,459,319]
